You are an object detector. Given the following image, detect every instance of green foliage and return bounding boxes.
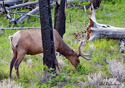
[102,0,125,4]
[68,0,90,7]
[77,64,88,74]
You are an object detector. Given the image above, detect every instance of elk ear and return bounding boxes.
[78,41,91,60]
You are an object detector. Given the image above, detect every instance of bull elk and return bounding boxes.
[9,29,90,78]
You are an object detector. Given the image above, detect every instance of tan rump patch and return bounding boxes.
[12,31,21,48]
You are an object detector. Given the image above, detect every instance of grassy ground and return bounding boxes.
[0,0,125,88]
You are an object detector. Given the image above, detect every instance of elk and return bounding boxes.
[9,29,91,78]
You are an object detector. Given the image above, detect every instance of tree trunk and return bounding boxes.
[88,27,125,41]
[54,0,66,38]
[119,39,125,53]
[39,0,56,71]
[86,4,125,52]
[86,4,125,41]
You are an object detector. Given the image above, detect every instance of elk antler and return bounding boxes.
[78,40,91,60]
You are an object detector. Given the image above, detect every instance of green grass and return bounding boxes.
[0,1,125,88]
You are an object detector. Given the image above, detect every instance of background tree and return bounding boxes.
[78,0,101,10]
[39,0,56,71]
[54,0,66,38]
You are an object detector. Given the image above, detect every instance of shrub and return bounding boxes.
[0,79,23,88]
[87,71,102,87]
[108,60,125,82]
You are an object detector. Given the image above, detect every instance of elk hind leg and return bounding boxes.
[9,52,17,78]
[14,50,26,78]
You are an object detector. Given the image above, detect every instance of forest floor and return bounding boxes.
[0,0,125,88]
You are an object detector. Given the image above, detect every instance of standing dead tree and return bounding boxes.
[54,0,66,38]
[67,0,101,10]
[79,0,101,10]
[86,4,125,52]
[39,0,56,72]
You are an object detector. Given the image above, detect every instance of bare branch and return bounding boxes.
[90,4,96,23]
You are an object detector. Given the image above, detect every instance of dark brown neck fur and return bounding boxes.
[57,39,76,58]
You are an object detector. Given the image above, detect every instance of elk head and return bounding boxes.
[66,40,91,69]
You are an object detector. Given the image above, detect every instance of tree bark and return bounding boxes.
[88,27,125,41]
[39,0,56,70]
[86,4,125,52]
[54,0,66,38]
[86,4,125,41]
[119,39,125,53]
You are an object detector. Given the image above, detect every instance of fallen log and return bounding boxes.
[0,27,40,36]
[0,27,40,30]
[7,6,39,27]
[0,1,38,13]
[1,0,56,27]
[86,4,125,52]
[0,0,28,7]
[5,1,38,10]
[10,11,39,17]
[15,6,39,24]
[0,0,55,8]
[88,27,125,41]
[86,4,125,41]
[0,0,55,12]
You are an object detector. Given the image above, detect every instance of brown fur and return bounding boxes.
[9,29,80,78]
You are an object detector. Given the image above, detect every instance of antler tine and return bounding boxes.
[78,40,91,60]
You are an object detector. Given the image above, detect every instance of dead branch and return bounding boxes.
[1,1,56,27]
[0,1,38,13]
[0,0,28,7]
[15,6,39,23]
[0,27,40,30]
